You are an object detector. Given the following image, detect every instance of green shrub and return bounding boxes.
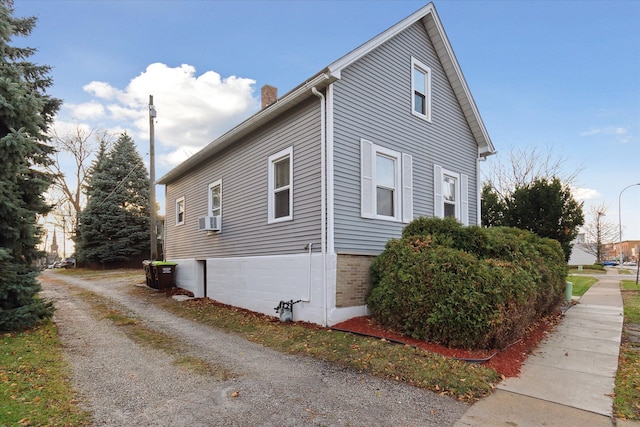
[368,217,566,349]
[568,264,605,271]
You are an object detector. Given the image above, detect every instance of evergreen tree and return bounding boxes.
[480,182,506,227]
[505,177,584,262]
[76,134,151,264]
[0,1,61,331]
[74,140,109,262]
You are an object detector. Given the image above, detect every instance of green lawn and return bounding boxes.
[0,321,90,426]
[621,280,640,324]
[621,279,640,291]
[614,280,640,420]
[568,275,598,296]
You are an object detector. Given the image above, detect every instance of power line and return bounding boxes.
[92,161,143,209]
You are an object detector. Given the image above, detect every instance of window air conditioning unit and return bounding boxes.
[198,215,221,231]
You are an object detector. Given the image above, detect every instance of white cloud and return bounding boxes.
[580,128,602,137]
[64,101,106,121]
[571,186,600,201]
[157,145,202,167]
[50,119,93,138]
[73,63,259,169]
[83,81,120,100]
[580,126,633,143]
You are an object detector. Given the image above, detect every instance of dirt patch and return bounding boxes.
[332,311,564,378]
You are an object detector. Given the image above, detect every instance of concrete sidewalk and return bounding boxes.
[455,272,625,427]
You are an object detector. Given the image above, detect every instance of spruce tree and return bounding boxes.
[74,140,109,262]
[76,134,151,264]
[0,1,61,331]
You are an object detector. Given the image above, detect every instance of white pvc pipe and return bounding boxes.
[303,242,313,302]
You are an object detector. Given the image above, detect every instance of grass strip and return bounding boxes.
[614,281,640,420]
[54,268,503,400]
[622,279,640,292]
[568,268,606,275]
[129,284,500,401]
[0,321,91,427]
[615,343,639,420]
[75,288,236,381]
[567,275,598,297]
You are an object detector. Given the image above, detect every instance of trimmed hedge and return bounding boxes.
[367,217,566,349]
[568,264,605,271]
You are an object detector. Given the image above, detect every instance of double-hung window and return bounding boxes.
[434,165,469,225]
[375,154,397,217]
[411,57,432,122]
[442,173,458,218]
[268,147,293,223]
[208,179,222,219]
[175,197,185,225]
[361,139,413,223]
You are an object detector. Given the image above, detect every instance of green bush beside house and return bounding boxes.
[367,217,566,350]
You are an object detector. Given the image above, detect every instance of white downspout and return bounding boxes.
[477,149,487,226]
[312,87,328,327]
[326,84,335,255]
[477,153,481,226]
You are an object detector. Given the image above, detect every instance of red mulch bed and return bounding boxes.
[332,311,565,378]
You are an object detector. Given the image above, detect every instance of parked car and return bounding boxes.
[60,257,75,269]
[603,261,619,266]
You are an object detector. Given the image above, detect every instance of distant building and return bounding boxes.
[46,229,59,265]
[603,240,640,263]
[568,233,596,266]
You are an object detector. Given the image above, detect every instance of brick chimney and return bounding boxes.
[261,85,278,109]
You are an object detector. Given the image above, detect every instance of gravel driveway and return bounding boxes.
[39,270,468,426]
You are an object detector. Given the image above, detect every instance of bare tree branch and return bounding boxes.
[579,203,619,262]
[483,145,584,201]
[46,123,115,235]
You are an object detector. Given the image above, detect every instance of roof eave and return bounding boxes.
[423,7,496,157]
[159,2,497,184]
[328,2,495,157]
[157,72,334,184]
[328,3,438,77]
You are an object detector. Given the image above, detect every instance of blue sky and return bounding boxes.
[12,0,640,254]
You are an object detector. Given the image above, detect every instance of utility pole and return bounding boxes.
[61,217,66,259]
[596,211,605,263]
[619,183,640,265]
[149,95,158,260]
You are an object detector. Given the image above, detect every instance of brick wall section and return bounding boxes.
[335,254,376,307]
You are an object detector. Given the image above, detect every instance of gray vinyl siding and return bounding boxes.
[333,21,479,255]
[164,98,322,259]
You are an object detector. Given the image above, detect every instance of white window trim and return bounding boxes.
[434,165,469,225]
[267,146,293,224]
[175,196,185,226]
[411,56,432,122]
[361,139,413,223]
[207,179,222,231]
